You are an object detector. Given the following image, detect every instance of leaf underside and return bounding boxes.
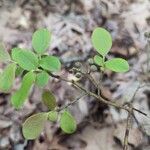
[0,63,16,92]
[42,90,57,110]
[22,113,48,139]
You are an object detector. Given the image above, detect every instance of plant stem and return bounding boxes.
[57,93,87,112]
[49,72,148,116]
[48,72,129,111]
[48,71,149,150]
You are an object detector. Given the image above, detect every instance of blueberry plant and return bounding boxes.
[0,27,149,150]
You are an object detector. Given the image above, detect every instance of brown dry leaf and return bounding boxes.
[101,86,113,100]
[114,123,143,148]
[33,139,49,150]
[0,118,12,129]
[59,125,122,150]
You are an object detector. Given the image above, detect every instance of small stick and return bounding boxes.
[123,106,133,150]
[133,108,147,116]
[57,93,87,111]
[49,71,148,150]
[48,72,149,114]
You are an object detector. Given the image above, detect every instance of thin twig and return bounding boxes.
[73,80,129,110]
[49,71,148,150]
[57,93,87,111]
[130,83,141,103]
[123,106,133,150]
[49,72,148,117]
[98,69,104,96]
[49,70,148,150]
[132,113,147,135]
[48,72,129,111]
[133,108,147,116]
[86,73,99,88]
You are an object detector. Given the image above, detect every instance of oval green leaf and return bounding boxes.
[35,71,49,87]
[94,55,103,66]
[48,111,58,122]
[32,28,51,54]
[0,42,10,62]
[105,58,129,72]
[91,27,112,56]
[39,56,61,72]
[11,71,36,109]
[42,90,56,110]
[0,63,16,93]
[22,113,48,140]
[11,48,38,71]
[60,110,77,134]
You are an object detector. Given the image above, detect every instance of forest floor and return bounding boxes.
[0,0,150,150]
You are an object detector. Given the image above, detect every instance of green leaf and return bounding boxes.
[22,113,48,140]
[0,43,10,62]
[0,63,16,92]
[39,56,61,72]
[105,58,129,72]
[11,71,36,109]
[35,71,49,87]
[32,28,51,54]
[11,48,38,71]
[94,55,103,66]
[60,110,77,134]
[42,90,56,110]
[91,27,112,56]
[48,111,58,122]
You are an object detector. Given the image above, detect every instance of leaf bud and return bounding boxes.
[75,72,82,78]
[87,58,94,65]
[74,62,81,68]
[90,65,97,72]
